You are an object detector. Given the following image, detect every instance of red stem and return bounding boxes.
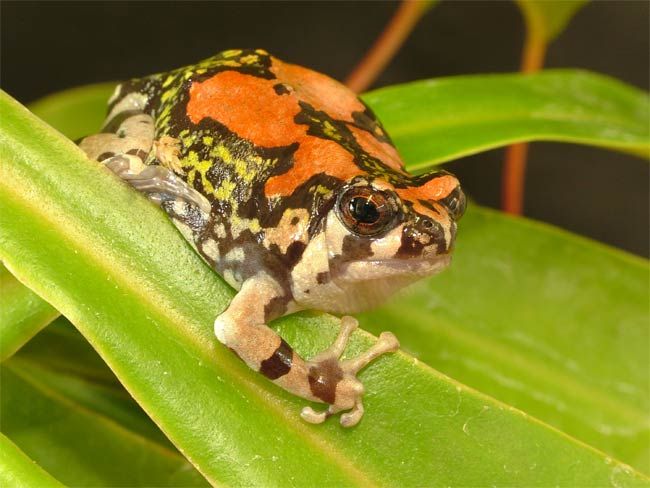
[345,1,430,93]
[501,31,547,215]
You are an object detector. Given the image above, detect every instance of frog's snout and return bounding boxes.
[398,218,454,258]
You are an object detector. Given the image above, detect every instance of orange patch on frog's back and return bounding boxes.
[187,70,302,147]
[265,138,363,197]
[187,70,366,197]
[270,58,365,123]
[272,58,405,173]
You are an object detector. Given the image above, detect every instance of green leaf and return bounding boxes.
[516,0,589,44]
[1,262,58,361]
[2,89,648,486]
[361,207,650,473]
[27,82,116,142]
[2,318,209,487]
[0,432,64,488]
[363,70,650,169]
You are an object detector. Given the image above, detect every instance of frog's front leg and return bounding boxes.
[215,275,399,427]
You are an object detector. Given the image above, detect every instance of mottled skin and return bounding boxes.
[80,49,465,426]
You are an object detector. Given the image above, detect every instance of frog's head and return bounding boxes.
[292,171,465,314]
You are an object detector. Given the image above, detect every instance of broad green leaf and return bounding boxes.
[1,318,209,487]
[361,207,650,473]
[1,263,58,361]
[2,92,648,486]
[363,70,650,169]
[0,432,64,488]
[27,82,115,143]
[27,71,650,175]
[516,0,589,44]
[9,317,179,445]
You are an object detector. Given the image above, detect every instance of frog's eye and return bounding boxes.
[337,187,397,236]
[442,187,467,220]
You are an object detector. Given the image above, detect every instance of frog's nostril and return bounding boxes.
[421,218,433,229]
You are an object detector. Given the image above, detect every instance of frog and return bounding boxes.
[79,49,465,427]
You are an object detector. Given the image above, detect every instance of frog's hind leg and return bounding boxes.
[79,113,211,215]
[79,112,155,165]
[113,161,211,215]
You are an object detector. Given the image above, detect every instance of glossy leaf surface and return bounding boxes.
[0,263,57,361]
[364,70,650,170]
[27,83,115,143]
[1,319,209,487]
[0,432,64,488]
[2,90,647,486]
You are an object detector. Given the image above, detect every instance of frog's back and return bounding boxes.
[110,50,406,205]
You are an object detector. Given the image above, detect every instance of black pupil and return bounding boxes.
[349,197,380,224]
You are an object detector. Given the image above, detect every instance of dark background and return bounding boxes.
[2,1,648,257]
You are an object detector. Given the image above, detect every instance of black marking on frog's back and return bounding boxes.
[351,107,393,145]
[293,101,412,187]
[273,83,292,95]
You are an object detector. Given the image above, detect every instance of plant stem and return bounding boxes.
[501,25,547,215]
[345,0,431,93]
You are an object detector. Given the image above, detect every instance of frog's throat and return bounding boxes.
[333,254,451,284]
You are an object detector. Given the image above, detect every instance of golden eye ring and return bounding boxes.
[336,186,397,237]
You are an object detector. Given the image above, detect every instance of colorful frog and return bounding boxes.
[79,49,465,427]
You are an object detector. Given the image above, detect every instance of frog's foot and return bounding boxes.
[300,316,399,427]
[103,155,211,215]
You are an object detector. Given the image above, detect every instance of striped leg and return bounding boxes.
[215,275,399,427]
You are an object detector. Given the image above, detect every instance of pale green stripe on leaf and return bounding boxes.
[2,347,209,487]
[0,432,65,488]
[1,263,58,361]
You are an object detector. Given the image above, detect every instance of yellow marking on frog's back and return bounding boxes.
[210,143,276,184]
[323,121,342,141]
[184,151,216,195]
[214,179,236,201]
[240,54,260,65]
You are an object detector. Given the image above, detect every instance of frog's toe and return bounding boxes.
[340,399,364,428]
[300,406,330,424]
[304,322,399,427]
[341,331,400,375]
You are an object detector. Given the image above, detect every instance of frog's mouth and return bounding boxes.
[320,254,451,314]
[334,254,451,283]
